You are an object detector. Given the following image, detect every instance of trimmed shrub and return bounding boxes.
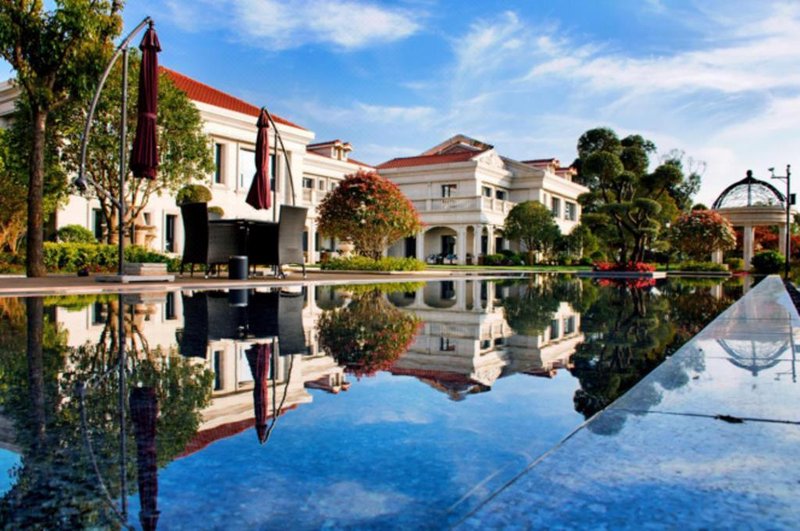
[176,184,212,205]
[751,250,784,274]
[589,250,606,262]
[321,256,425,272]
[676,261,728,272]
[43,243,180,272]
[208,205,224,218]
[483,254,505,266]
[56,224,98,244]
[725,257,744,271]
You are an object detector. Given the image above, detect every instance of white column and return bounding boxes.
[456,280,467,310]
[778,225,788,256]
[711,249,723,264]
[416,230,425,261]
[456,226,468,264]
[742,225,755,271]
[487,226,495,254]
[472,225,482,261]
[307,221,316,264]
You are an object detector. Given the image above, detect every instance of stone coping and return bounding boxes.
[458,275,800,529]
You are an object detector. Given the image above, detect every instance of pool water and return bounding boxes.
[0,276,741,529]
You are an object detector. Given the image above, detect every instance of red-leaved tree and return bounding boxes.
[670,210,736,260]
[316,170,422,260]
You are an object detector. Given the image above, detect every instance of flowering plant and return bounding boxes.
[593,261,655,272]
[670,210,736,260]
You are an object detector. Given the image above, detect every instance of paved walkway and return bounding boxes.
[458,275,800,529]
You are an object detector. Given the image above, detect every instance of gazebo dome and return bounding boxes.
[712,170,785,209]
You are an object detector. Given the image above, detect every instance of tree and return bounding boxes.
[503,200,560,264]
[317,170,422,260]
[0,129,27,252]
[62,58,214,244]
[575,127,697,264]
[0,0,123,276]
[669,210,736,261]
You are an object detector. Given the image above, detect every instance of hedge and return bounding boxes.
[321,256,425,272]
[676,261,728,272]
[751,250,784,274]
[43,243,181,272]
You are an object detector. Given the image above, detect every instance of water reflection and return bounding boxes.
[0,276,744,528]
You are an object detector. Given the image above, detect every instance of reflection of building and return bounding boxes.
[385,279,584,399]
[379,135,589,264]
[54,289,348,451]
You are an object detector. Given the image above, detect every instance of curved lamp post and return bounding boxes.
[73,17,154,277]
[769,165,792,280]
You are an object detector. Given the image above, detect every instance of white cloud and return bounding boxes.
[165,0,421,50]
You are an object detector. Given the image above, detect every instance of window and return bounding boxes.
[214,143,224,184]
[213,350,223,391]
[330,181,337,191]
[495,190,506,201]
[551,197,561,217]
[165,214,176,253]
[239,148,255,189]
[564,316,576,335]
[92,302,107,325]
[550,319,560,340]
[565,202,577,221]
[439,337,455,351]
[482,186,492,197]
[318,179,326,190]
[92,208,104,241]
[441,184,457,197]
[270,153,277,192]
[480,339,491,350]
[302,177,314,189]
[165,292,176,320]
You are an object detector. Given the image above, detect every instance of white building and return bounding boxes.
[377,135,589,264]
[0,69,372,263]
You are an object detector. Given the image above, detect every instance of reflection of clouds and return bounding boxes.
[354,409,432,425]
[306,481,413,520]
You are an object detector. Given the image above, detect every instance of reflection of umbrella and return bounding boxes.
[130,386,160,531]
[245,108,271,210]
[246,343,272,443]
[130,22,161,179]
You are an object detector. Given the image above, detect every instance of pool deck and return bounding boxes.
[458,275,800,529]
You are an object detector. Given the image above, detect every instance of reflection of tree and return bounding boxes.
[570,281,676,423]
[502,276,589,336]
[0,297,213,528]
[318,287,421,377]
[571,278,731,435]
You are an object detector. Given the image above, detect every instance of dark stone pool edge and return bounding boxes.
[455,275,800,530]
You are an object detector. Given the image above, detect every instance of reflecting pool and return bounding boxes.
[0,276,743,529]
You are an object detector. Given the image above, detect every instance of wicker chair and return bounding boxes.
[179,202,246,277]
[247,205,307,278]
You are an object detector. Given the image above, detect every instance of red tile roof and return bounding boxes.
[377,149,484,170]
[161,67,306,130]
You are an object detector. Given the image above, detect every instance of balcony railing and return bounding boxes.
[412,195,514,213]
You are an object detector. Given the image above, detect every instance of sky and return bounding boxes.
[3,0,799,205]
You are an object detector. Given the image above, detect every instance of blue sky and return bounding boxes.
[4,0,799,205]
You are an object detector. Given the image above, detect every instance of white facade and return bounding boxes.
[378,135,589,264]
[0,70,371,263]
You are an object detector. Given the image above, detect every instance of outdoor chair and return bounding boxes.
[179,202,246,277]
[277,288,308,356]
[247,205,308,278]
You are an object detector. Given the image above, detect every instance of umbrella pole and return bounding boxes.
[118,48,129,276]
[118,293,128,519]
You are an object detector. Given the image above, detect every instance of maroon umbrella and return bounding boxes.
[130,386,160,531]
[130,22,161,179]
[245,342,272,443]
[245,108,271,210]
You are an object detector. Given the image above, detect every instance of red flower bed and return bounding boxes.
[592,261,656,272]
[597,278,656,289]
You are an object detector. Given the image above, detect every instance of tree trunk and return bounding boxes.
[25,297,46,454]
[26,109,47,277]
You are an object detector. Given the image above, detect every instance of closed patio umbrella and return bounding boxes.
[129,386,160,531]
[130,22,161,179]
[246,342,272,443]
[245,108,272,210]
